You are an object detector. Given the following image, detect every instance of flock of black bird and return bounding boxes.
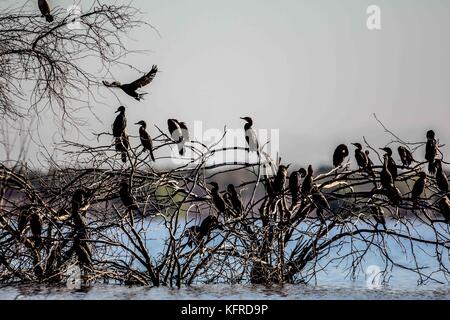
[17,1,450,269]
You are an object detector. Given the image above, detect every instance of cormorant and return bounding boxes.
[119,182,141,214]
[273,164,290,194]
[29,211,42,247]
[289,169,305,206]
[187,215,223,248]
[398,146,415,167]
[240,117,259,156]
[71,189,90,217]
[178,121,190,156]
[113,106,126,138]
[209,182,227,214]
[167,119,184,155]
[301,166,313,195]
[333,144,349,168]
[425,130,438,175]
[411,172,427,205]
[103,65,158,101]
[380,154,394,189]
[368,199,386,227]
[352,143,368,170]
[439,196,450,224]
[311,185,330,224]
[38,0,54,22]
[380,147,398,181]
[135,120,155,161]
[18,205,32,235]
[225,184,243,216]
[115,132,130,163]
[435,159,449,193]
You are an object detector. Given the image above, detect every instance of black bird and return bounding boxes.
[439,196,450,224]
[225,184,243,216]
[18,205,32,235]
[71,189,90,216]
[368,199,386,227]
[113,106,127,138]
[103,65,158,101]
[425,130,438,175]
[289,169,305,206]
[167,119,184,155]
[186,215,223,248]
[301,166,314,195]
[241,117,259,156]
[311,185,330,224]
[209,182,227,214]
[29,212,42,247]
[333,144,349,168]
[435,159,449,193]
[135,120,155,161]
[380,147,398,181]
[178,121,190,156]
[398,146,415,167]
[119,182,141,213]
[380,154,394,190]
[273,164,290,194]
[38,0,54,22]
[352,143,368,170]
[411,172,427,205]
[115,132,130,163]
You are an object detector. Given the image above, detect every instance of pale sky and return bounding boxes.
[2,0,450,168]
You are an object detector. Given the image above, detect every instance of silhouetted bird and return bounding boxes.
[178,121,190,156]
[333,144,349,168]
[352,143,368,170]
[380,147,398,181]
[119,182,141,214]
[38,0,54,22]
[273,164,290,194]
[241,117,259,156]
[225,184,243,216]
[425,130,438,175]
[135,120,155,161]
[398,146,414,167]
[380,154,394,189]
[209,182,227,214]
[301,166,313,195]
[411,172,427,205]
[187,215,223,248]
[311,185,330,224]
[368,199,386,227]
[115,132,130,163]
[289,169,305,206]
[18,205,32,235]
[435,159,449,193]
[29,212,42,247]
[167,119,184,155]
[103,65,158,101]
[439,196,450,224]
[71,189,90,217]
[113,106,127,138]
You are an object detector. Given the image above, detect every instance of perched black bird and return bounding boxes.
[368,199,386,227]
[289,169,305,206]
[29,212,42,247]
[333,144,349,168]
[398,146,414,167]
[273,164,290,194]
[380,154,394,190]
[71,189,90,216]
[103,65,158,101]
[38,0,54,22]
[301,166,314,195]
[352,143,368,170]
[439,196,450,224]
[380,147,398,181]
[135,120,155,161]
[225,184,243,216]
[178,121,189,156]
[167,119,184,155]
[435,159,449,193]
[311,185,330,224]
[241,117,259,156]
[186,215,223,248]
[411,172,427,205]
[18,205,32,235]
[115,132,130,163]
[119,182,141,213]
[425,130,438,175]
[209,182,227,214]
[112,106,127,138]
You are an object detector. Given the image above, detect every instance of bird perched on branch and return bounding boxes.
[225,184,243,216]
[380,154,394,189]
[273,164,290,195]
[289,169,306,206]
[135,120,155,161]
[115,132,130,163]
[119,182,141,214]
[411,172,427,206]
[439,196,450,224]
[71,189,91,217]
[167,119,185,156]
[398,146,415,167]
[178,121,190,156]
[38,0,54,22]
[352,143,368,170]
[241,117,259,156]
[186,215,223,248]
[311,185,330,224]
[333,144,349,168]
[113,106,127,138]
[367,199,386,228]
[435,159,448,193]
[29,211,42,248]
[103,65,158,101]
[425,130,438,175]
[380,147,398,181]
[209,182,228,215]
[301,166,313,195]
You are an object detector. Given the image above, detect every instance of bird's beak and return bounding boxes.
[286,164,291,169]
[135,122,140,125]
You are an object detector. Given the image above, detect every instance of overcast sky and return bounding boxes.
[3,0,450,168]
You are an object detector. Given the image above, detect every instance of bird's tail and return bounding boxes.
[149,150,156,162]
[136,93,148,101]
[428,160,437,175]
[121,152,127,163]
[178,143,185,156]
[46,14,54,22]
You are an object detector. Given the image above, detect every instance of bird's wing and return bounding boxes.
[246,129,259,151]
[130,65,158,90]
[38,0,51,16]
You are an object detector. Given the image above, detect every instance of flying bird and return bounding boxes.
[333,144,349,168]
[135,121,155,162]
[38,0,54,22]
[103,65,158,101]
